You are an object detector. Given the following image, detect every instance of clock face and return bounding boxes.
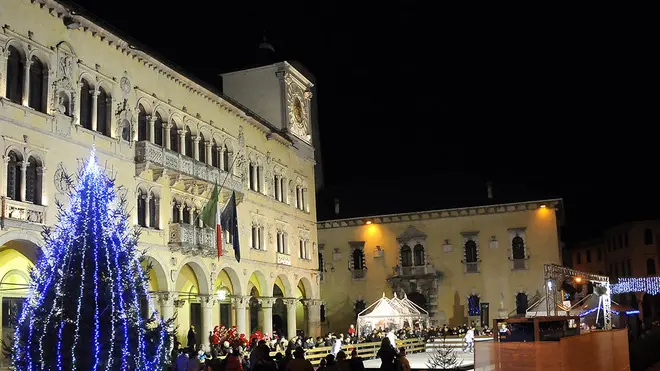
[293,97,303,124]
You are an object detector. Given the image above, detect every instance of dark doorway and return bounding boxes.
[219,303,231,327]
[190,302,202,349]
[408,292,427,311]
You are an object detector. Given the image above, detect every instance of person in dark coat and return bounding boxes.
[376,338,397,371]
[187,326,197,351]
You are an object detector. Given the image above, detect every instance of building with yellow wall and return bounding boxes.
[0,0,321,355]
[317,199,563,333]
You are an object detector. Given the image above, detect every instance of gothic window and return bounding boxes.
[28,56,47,113]
[185,126,193,158]
[169,122,179,153]
[299,240,304,258]
[468,295,480,316]
[354,300,366,317]
[97,87,110,136]
[149,192,158,229]
[647,258,656,275]
[252,225,259,249]
[318,250,325,276]
[413,244,425,266]
[256,165,262,192]
[512,235,525,260]
[137,104,147,141]
[6,151,21,201]
[198,133,206,163]
[171,202,179,223]
[320,304,326,322]
[182,204,190,224]
[6,46,24,104]
[79,79,93,130]
[249,163,256,191]
[280,177,287,203]
[644,228,653,245]
[154,113,163,146]
[400,245,412,267]
[223,146,230,171]
[137,191,146,227]
[465,240,478,263]
[516,292,528,315]
[211,141,219,168]
[274,176,280,201]
[25,157,40,204]
[352,248,364,270]
[296,187,301,209]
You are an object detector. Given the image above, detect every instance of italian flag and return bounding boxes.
[200,183,222,259]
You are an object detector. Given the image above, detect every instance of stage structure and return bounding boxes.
[357,293,429,336]
[536,264,612,330]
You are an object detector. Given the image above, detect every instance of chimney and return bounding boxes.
[486,181,493,200]
[334,198,340,216]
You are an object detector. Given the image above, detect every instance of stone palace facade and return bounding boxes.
[0,0,321,352]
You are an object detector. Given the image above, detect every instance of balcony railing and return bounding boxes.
[135,141,243,192]
[352,269,366,280]
[168,223,218,257]
[394,265,436,277]
[277,253,291,266]
[463,261,480,274]
[1,197,46,224]
[510,256,530,271]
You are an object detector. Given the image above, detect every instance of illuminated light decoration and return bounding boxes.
[580,308,640,317]
[611,277,660,295]
[12,149,170,370]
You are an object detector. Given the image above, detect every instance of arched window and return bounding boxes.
[644,228,654,245]
[467,295,480,316]
[6,151,21,200]
[6,46,24,104]
[320,304,326,322]
[354,300,366,317]
[197,133,206,163]
[185,126,193,157]
[512,235,525,259]
[28,56,47,112]
[647,258,656,275]
[79,79,93,130]
[211,141,219,167]
[352,249,364,270]
[465,240,478,263]
[516,292,528,315]
[25,156,40,204]
[154,113,163,146]
[169,123,179,153]
[137,191,146,227]
[413,244,425,266]
[137,104,147,141]
[182,204,190,224]
[97,87,110,136]
[400,245,412,267]
[223,147,230,171]
[149,192,159,229]
[171,202,180,223]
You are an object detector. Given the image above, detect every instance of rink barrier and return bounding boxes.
[425,335,493,350]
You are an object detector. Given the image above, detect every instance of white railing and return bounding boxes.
[396,265,436,276]
[135,141,243,192]
[276,252,291,266]
[2,197,46,224]
[168,223,217,257]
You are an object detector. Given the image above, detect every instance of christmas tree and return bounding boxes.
[11,150,170,370]
[425,336,460,370]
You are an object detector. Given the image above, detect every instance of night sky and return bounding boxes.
[66,0,657,245]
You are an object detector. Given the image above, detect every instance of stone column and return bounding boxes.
[148,115,156,142]
[143,193,151,228]
[283,298,298,339]
[158,293,177,354]
[303,299,322,338]
[154,198,161,229]
[0,51,8,97]
[258,297,276,337]
[219,148,225,170]
[177,204,184,223]
[178,129,186,155]
[164,123,172,150]
[205,142,212,165]
[91,88,99,132]
[19,161,27,201]
[232,296,250,336]
[22,59,31,107]
[193,136,200,161]
[201,297,215,351]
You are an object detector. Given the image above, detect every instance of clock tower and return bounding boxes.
[221,61,317,161]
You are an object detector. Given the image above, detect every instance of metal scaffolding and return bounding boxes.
[543,264,611,330]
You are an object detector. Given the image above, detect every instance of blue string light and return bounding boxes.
[11,151,168,370]
[611,277,660,295]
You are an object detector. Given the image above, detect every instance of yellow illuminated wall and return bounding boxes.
[318,201,562,333]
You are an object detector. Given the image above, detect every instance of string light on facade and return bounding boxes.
[611,277,660,295]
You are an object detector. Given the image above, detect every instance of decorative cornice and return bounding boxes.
[318,199,562,230]
[32,0,293,147]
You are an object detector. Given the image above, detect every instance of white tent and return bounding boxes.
[356,293,430,336]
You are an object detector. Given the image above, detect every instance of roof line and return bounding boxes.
[43,0,293,145]
[318,198,563,224]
